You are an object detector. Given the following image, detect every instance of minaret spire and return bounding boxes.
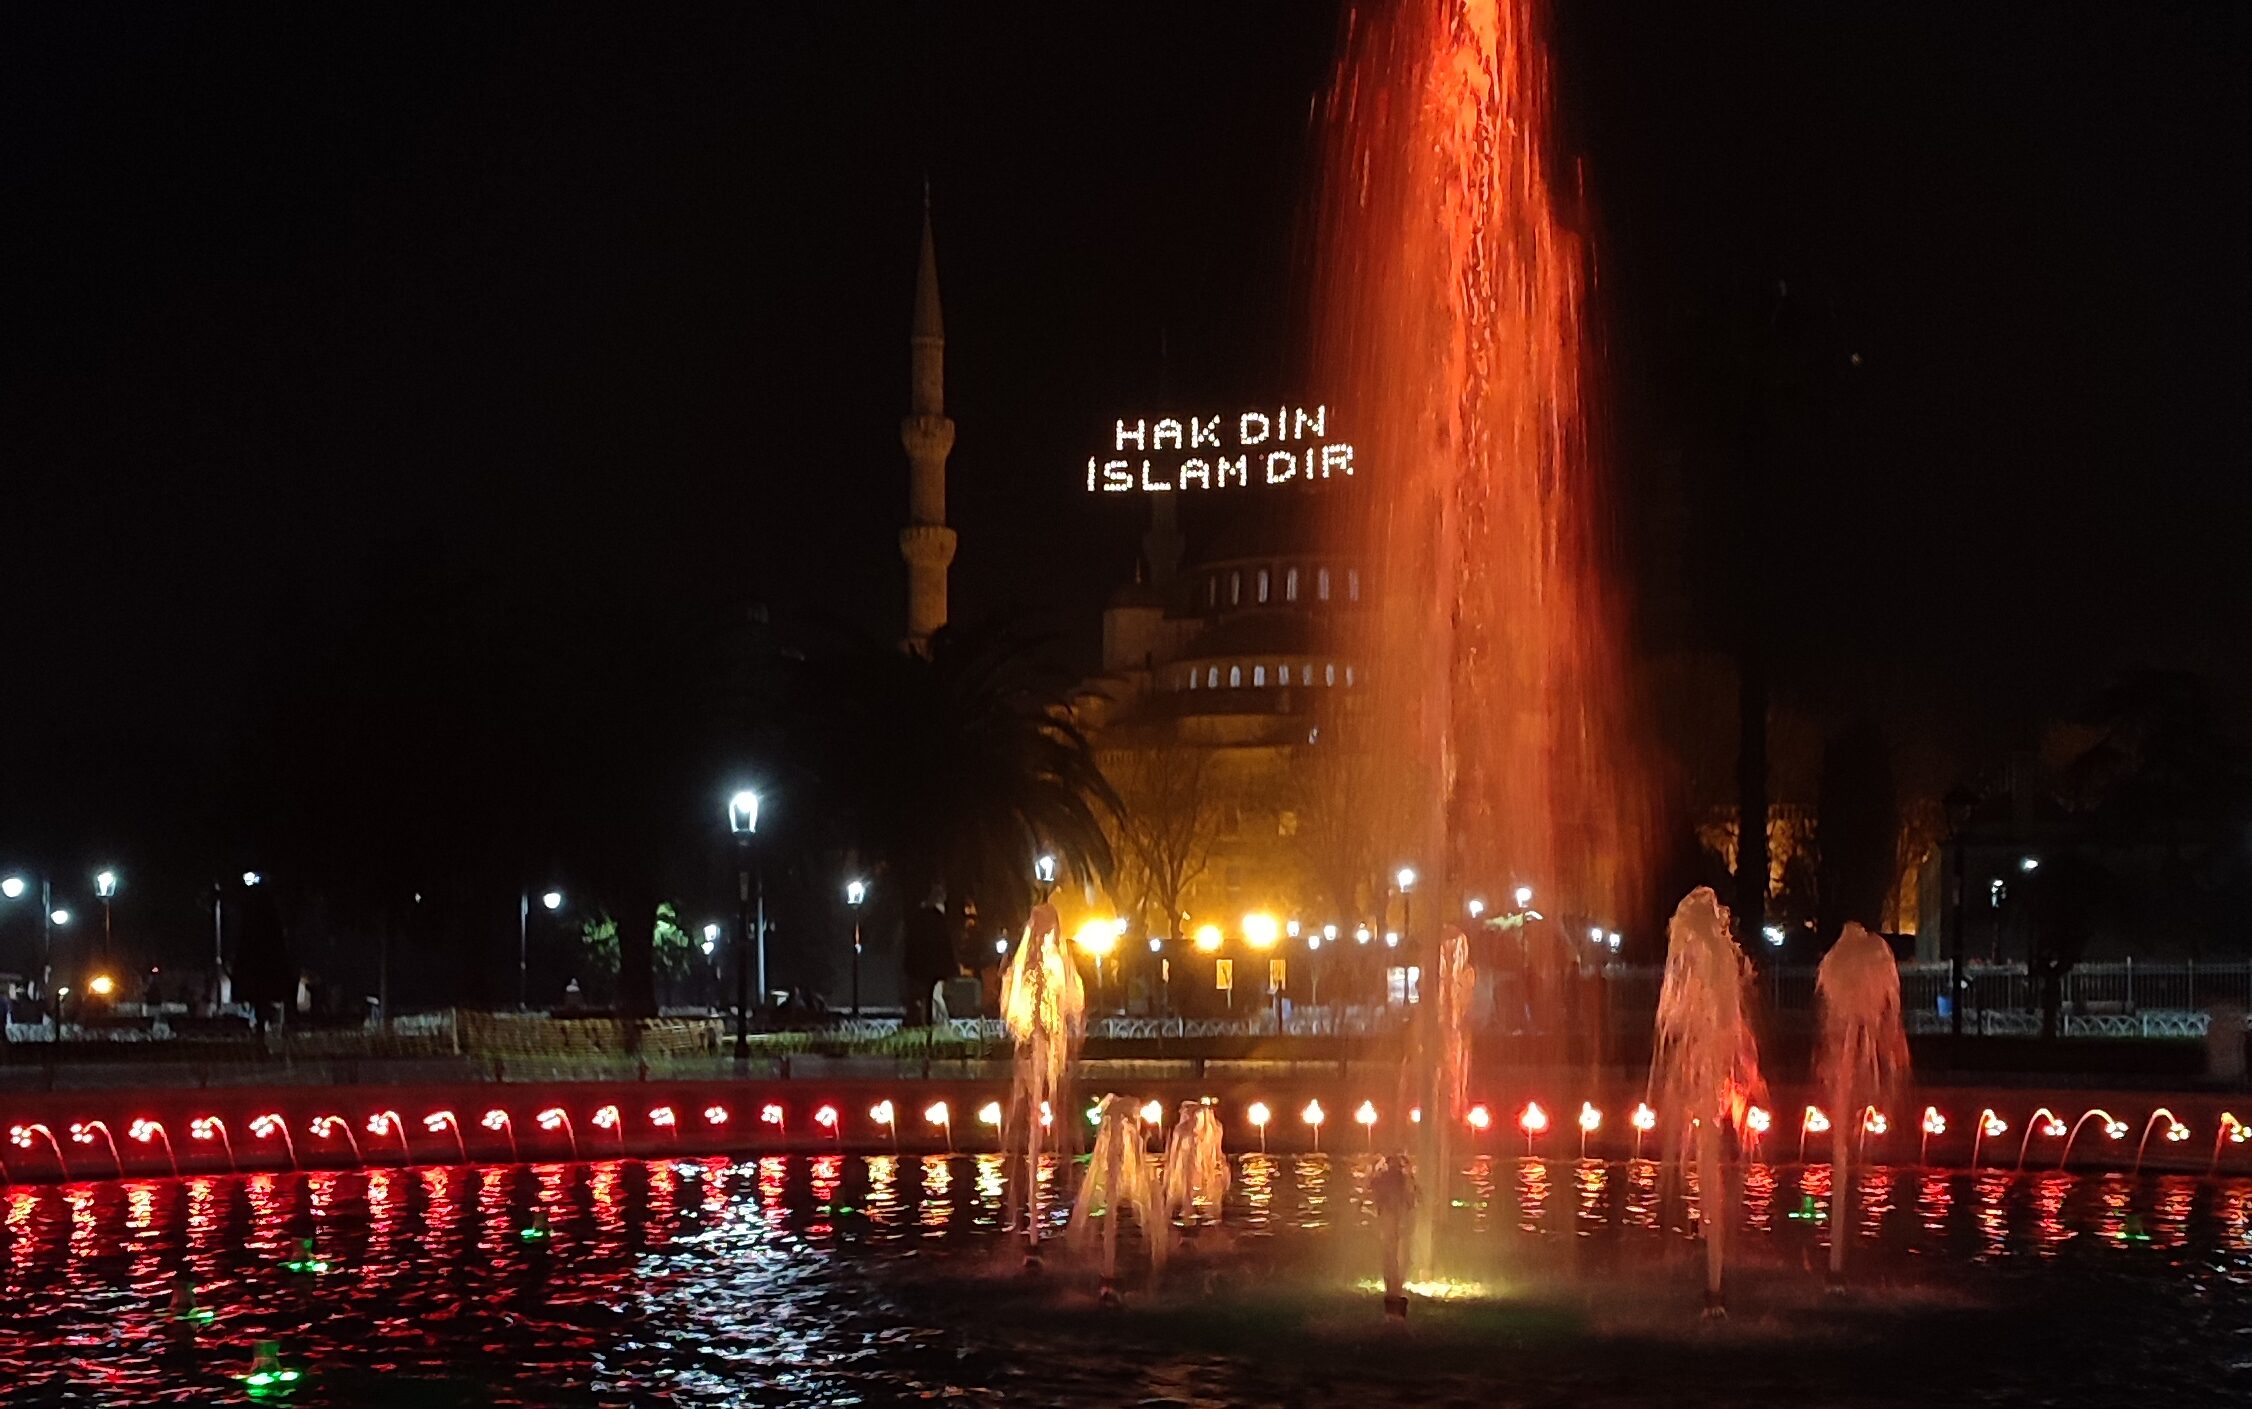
[899,186,956,653]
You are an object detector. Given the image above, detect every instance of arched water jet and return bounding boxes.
[2132,1109,2190,1175]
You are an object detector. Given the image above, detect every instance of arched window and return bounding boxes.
[1207,666,1220,688]
[1324,663,1336,686]
[1256,568,1271,604]
[1345,666,1356,686]
[1206,575,1218,607]
[1229,571,1242,606]
[1252,665,1267,687]
[1229,665,1242,688]
[1285,567,1300,602]
[1317,567,1331,601]
[1186,670,1198,690]
[1347,569,1361,602]
[1300,664,1313,686]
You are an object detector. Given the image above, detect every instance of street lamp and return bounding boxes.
[1467,897,1486,919]
[518,888,564,1010]
[94,868,119,959]
[1513,884,1533,909]
[0,877,23,899]
[1395,866,1416,957]
[728,787,764,1062]
[701,923,719,957]
[2,874,57,996]
[844,878,868,1017]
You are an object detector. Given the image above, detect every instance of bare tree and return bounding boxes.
[1102,743,1220,945]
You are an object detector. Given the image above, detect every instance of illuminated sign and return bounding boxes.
[1085,405,1354,493]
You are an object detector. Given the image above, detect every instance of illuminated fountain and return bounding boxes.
[127,1119,178,1176]
[2132,1108,2190,1175]
[1161,1100,1229,1227]
[1815,921,1908,1284]
[1649,888,1765,1314]
[1067,1094,1166,1304]
[1001,861,1085,1269]
[1314,0,1650,1285]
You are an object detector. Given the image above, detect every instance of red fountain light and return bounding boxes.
[591,1105,620,1131]
[1804,1106,1831,1135]
[364,1112,397,1138]
[648,1106,677,1129]
[813,1105,840,1136]
[481,1110,510,1131]
[536,1108,567,1132]
[422,1111,454,1134]
[1466,1104,1492,1133]
[1921,1107,1947,1137]
[1519,1102,1549,1135]
[1982,1111,2008,1137]
[703,1105,730,1126]
[1745,1105,1772,1135]
[760,1103,785,1129]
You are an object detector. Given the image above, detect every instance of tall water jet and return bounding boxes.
[1161,1100,1230,1228]
[1815,921,1909,1286]
[1649,888,1766,1314]
[1315,0,1650,941]
[1069,1094,1168,1304]
[1001,891,1084,1270]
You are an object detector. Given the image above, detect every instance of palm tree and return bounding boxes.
[790,623,1118,984]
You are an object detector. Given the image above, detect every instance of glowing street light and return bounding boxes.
[1302,1099,1326,1151]
[1467,897,1486,919]
[1033,854,1058,887]
[1512,885,1532,908]
[0,877,22,899]
[540,890,562,912]
[1247,1101,1271,1152]
[1242,912,1280,950]
[1466,1104,1492,1135]
[87,974,115,998]
[701,923,719,957]
[726,787,767,1061]
[1395,868,1417,892]
[1193,924,1223,953]
[95,869,118,898]
[242,870,262,887]
[845,878,867,1016]
[517,887,565,1011]
[978,1101,1004,1130]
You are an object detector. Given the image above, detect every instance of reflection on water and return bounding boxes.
[2,1156,2250,1405]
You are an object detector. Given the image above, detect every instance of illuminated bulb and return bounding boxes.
[1922,1107,1946,1137]
[1139,1100,1164,1127]
[1242,912,1279,949]
[190,1118,220,1141]
[366,1113,396,1136]
[2103,1118,2128,1140]
[250,1115,284,1139]
[1085,1104,1102,1128]
[591,1106,620,1131]
[1519,1102,1549,1135]
[1193,924,1223,953]
[1466,1104,1492,1132]
[813,1105,839,1129]
[1578,1102,1602,1134]
[1981,1112,2008,1138]
[1384,931,1400,949]
[869,1100,895,1126]
[1247,1101,1271,1129]
[1409,1106,1422,1124]
[1355,925,1372,945]
[69,1123,95,1144]
[648,1106,677,1128]
[129,1120,159,1142]
[2041,1115,2067,1138]
[423,1111,454,1133]
[536,1108,567,1131]
[760,1103,785,1127]
[2165,1119,2190,1142]
[1301,1099,1325,1128]
[1745,1105,1772,1135]
[703,1105,729,1126]
[1513,885,1533,908]
[481,1110,509,1131]
[978,1101,1003,1128]
[8,1126,32,1148]
[1356,1100,1379,1128]
[2227,1114,2250,1145]
[1039,1101,1053,1129]
[924,1102,950,1127]
[1803,1106,1831,1135]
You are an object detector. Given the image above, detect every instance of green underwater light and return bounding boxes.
[1787,1194,1824,1223]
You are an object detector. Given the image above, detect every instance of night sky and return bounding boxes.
[4,4,2246,958]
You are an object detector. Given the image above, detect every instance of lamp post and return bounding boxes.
[3,874,58,997]
[844,878,867,1018]
[516,888,563,1010]
[728,789,763,1063]
[94,869,118,960]
[1395,867,1416,1006]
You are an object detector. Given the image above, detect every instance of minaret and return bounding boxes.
[899,194,956,652]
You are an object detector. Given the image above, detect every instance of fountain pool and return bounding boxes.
[4,1153,2248,1406]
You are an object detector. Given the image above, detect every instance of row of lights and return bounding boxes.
[1071,883,1620,959]
[11,1101,2242,1172]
